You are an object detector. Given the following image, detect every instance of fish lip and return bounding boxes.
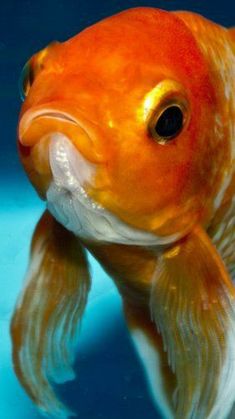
[31,110,79,126]
[19,108,85,141]
[18,104,105,163]
[48,132,101,209]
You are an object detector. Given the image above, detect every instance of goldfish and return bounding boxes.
[12,7,235,419]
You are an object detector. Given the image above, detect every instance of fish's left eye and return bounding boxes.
[19,61,34,101]
[144,79,189,145]
[148,102,187,144]
[154,105,183,138]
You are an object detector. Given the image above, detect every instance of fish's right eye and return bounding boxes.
[19,61,34,101]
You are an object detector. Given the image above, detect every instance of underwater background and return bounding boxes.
[0,1,234,418]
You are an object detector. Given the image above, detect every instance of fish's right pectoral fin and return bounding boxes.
[11,210,91,418]
[124,302,175,419]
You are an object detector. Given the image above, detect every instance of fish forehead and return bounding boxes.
[53,8,210,84]
[23,8,218,116]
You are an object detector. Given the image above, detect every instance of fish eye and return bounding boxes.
[149,104,185,142]
[19,42,60,101]
[19,61,34,101]
[143,79,189,145]
[148,102,187,144]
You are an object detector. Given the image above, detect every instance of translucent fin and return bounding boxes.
[124,303,175,419]
[11,210,91,418]
[151,225,235,419]
[229,27,235,53]
[229,27,235,42]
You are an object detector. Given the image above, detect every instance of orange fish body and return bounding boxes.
[12,8,235,419]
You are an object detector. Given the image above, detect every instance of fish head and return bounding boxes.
[18,7,229,245]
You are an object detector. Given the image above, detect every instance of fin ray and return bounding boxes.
[11,210,91,418]
[151,225,235,419]
[229,27,235,47]
[124,302,175,419]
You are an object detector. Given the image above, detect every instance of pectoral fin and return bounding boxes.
[229,27,235,44]
[151,225,235,419]
[11,210,91,418]
[124,302,175,419]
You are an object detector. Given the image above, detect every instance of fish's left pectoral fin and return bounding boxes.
[151,224,235,419]
[11,210,91,418]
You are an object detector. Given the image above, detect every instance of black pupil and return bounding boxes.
[155,106,183,138]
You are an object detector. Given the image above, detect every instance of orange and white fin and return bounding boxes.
[229,27,235,47]
[124,303,175,419]
[11,210,91,418]
[151,225,235,419]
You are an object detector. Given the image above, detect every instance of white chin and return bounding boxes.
[47,133,177,246]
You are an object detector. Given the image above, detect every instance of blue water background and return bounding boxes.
[0,1,234,418]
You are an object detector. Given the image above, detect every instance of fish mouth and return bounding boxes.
[48,132,100,210]
[47,133,176,246]
[19,106,188,246]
